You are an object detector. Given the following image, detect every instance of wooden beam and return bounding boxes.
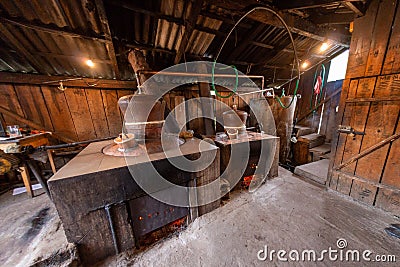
[311,13,355,25]
[200,10,252,29]
[0,16,108,43]
[123,43,176,55]
[335,133,400,171]
[174,0,204,64]
[250,41,275,49]
[107,0,182,24]
[0,106,75,143]
[0,72,137,88]
[94,0,120,79]
[0,23,46,74]
[273,0,360,10]
[345,96,400,103]
[227,24,267,62]
[341,1,365,16]
[205,0,351,47]
[107,0,226,38]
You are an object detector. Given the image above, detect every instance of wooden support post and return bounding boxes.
[47,150,57,174]
[26,160,51,198]
[20,164,33,198]
[127,50,152,88]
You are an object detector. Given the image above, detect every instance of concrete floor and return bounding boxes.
[294,159,330,185]
[1,168,399,266]
[100,168,400,266]
[0,187,76,266]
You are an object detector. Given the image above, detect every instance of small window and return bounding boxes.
[327,50,349,82]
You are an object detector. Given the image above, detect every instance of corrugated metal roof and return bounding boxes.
[0,0,353,85]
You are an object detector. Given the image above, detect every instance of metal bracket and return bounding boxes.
[337,125,365,137]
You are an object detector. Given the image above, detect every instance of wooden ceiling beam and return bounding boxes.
[311,13,355,25]
[341,1,365,16]
[94,0,121,79]
[0,16,108,43]
[272,0,359,10]
[205,0,351,47]
[107,0,228,37]
[107,1,183,24]
[0,72,137,88]
[174,0,205,64]
[123,43,176,55]
[226,23,267,62]
[199,11,252,29]
[250,41,274,49]
[231,61,291,70]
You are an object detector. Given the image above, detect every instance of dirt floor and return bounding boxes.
[0,187,76,266]
[1,168,400,266]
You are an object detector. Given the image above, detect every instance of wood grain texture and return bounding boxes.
[355,75,400,181]
[64,88,96,141]
[365,0,397,76]
[383,1,400,74]
[14,84,54,131]
[332,79,358,169]
[380,117,400,187]
[41,86,78,141]
[345,0,379,78]
[340,77,376,174]
[328,0,400,212]
[375,187,400,214]
[101,90,123,137]
[85,89,110,138]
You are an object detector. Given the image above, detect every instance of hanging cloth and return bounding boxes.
[314,75,322,95]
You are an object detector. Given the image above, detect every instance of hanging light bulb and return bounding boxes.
[301,61,309,69]
[319,42,329,52]
[85,59,95,68]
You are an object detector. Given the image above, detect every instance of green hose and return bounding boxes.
[275,79,299,109]
[211,60,238,98]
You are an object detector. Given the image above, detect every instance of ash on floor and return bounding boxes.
[0,188,77,266]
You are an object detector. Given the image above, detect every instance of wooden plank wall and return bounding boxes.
[329,0,400,214]
[0,83,134,142]
[0,82,250,143]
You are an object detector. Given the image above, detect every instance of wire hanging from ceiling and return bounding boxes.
[213,6,301,108]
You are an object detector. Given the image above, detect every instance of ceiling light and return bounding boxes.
[86,59,95,68]
[301,61,309,69]
[319,42,329,52]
